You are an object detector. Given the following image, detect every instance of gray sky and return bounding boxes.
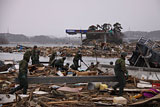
[0,0,160,37]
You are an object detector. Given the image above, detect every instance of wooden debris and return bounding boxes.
[33,98,49,107]
[129,94,160,105]
[1,44,160,106]
[57,87,83,93]
[137,80,152,88]
[0,94,16,104]
[69,69,98,76]
[91,97,113,101]
[105,88,143,92]
[47,100,79,105]
[94,102,117,106]
[33,91,48,95]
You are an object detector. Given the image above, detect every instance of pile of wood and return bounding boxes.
[1,64,160,107]
[0,43,135,58]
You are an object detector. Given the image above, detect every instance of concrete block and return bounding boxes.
[113,97,127,104]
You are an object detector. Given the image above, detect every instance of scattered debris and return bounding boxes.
[1,41,160,106]
[57,87,82,93]
[113,96,127,104]
[137,80,152,88]
[0,94,16,104]
[33,91,48,95]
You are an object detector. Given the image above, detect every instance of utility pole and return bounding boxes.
[104,34,106,43]
[80,33,83,46]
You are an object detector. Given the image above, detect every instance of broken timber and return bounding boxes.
[15,76,117,84]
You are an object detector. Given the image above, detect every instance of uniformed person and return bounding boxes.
[31,45,40,65]
[9,50,30,94]
[62,63,70,75]
[62,63,70,71]
[24,49,31,60]
[49,51,56,66]
[112,52,128,96]
[70,64,77,70]
[54,57,66,70]
[86,62,95,71]
[73,51,83,70]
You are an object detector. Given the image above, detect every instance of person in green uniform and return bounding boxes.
[49,51,56,66]
[112,52,128,96]
[31,45,40,65]
[70,64,77,70]
[54,57,66,70]
[62,63,70,71]
[86,62,95,71]
[73,51,83,70]
[24,49,31,60]
[9,50,30,94]
[62,63,70,75]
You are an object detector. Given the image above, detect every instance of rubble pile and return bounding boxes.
[0,43,135,58]
[1,41,160,106]
[1,64,160,107]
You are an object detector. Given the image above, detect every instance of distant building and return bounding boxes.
[66,23,124,46]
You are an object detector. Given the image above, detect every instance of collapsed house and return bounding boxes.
[82,22,124,45]
[66,23,124,46]
[129,37,160,68]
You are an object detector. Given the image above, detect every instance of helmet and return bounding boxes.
[110,61,113,65]
[66,63,70,66]
[121,52,127,57]
[62,57,66,60]
[33,45,37,49]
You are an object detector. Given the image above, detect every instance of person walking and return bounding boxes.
[112,52,128,96]
[54,57,66,70]
[9,50,30,94]
[49,51,56,66]
[31,45,40,65]
[73,51,83,70]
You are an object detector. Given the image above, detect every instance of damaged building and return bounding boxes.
[83,23,124,45]
[66,23,124,46]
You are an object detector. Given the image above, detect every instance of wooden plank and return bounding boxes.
[47,100,78,105]
[104,88,142,92]
[94,102,117,106]
[0,94,16,104]
[33,98,49,107]
[15,76,117,84]
[91,97,113,101]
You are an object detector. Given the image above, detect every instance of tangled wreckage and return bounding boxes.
[129,37,160,68]
[66,22,124,45]
[1,30,160,106]
[83,22,124,45]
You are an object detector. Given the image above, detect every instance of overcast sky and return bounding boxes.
[0,0,160,37]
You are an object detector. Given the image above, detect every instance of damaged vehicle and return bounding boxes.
[129,37,160,68]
